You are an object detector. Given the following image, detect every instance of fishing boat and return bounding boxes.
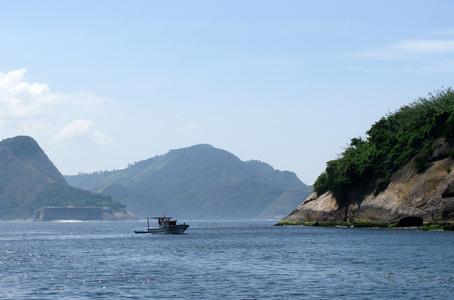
[134,216,189,234]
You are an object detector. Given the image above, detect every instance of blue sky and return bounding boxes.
[1,1,453,185]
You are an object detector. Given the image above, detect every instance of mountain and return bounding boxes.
[0,136,128,220]
[66,144,312,219]
[280,88,454,226]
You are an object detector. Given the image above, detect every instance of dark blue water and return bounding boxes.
[0,221,453,299]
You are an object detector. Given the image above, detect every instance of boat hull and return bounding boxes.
[134,224,189,234]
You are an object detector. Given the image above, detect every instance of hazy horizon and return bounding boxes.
[1,1,453,184]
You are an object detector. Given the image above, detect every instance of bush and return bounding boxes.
[314,88,454,203]
[415,155,433,173]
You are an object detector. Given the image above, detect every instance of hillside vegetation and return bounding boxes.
[313,88,454,203]
[66,144,312,219]
[0,136,125,220]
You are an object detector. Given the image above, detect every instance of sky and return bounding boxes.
[0,1,453,185]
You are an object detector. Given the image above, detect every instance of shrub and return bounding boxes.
[314,88,454,204]
[415,155,433,173]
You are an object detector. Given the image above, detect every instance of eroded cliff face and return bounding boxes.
[282,139,454,225]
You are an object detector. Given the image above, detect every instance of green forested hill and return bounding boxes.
[313,88,454,203]
[66,144,311,219]
[0,136,125,220]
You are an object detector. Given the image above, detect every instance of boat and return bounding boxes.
[134,216,189,234]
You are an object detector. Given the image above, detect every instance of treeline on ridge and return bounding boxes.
[313,88,454,203]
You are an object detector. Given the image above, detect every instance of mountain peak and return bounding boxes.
[66,144,311,219]
[0,135,127,220]
[0,136,66,185]
[1,135,43,158]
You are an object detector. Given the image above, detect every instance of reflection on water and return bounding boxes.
[0,221,453,299]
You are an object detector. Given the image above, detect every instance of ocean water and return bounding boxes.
[0,220,453,299]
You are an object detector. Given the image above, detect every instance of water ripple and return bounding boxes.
[0,221,453,299]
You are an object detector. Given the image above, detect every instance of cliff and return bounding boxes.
[281,138,454,226]
[280,89,454,227]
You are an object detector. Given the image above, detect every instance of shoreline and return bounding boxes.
[275,221,453,231]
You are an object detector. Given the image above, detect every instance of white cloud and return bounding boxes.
[345,33,454,74]
[91,130,113,146]
[0,69,55,118]
[394,40,454,52]
[0,69,112,145]
[431,28,454,36]
[54,120,112,146]
[403,59,454,74]
[347,39,454,61]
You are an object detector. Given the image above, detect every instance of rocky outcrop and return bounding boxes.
[281,138,454,225]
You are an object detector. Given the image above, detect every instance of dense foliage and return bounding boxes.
[31,183,125,212]
[313,88,454,202]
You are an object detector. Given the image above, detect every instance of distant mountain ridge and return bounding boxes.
[66,144,312,219]
[0,136,128,220]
